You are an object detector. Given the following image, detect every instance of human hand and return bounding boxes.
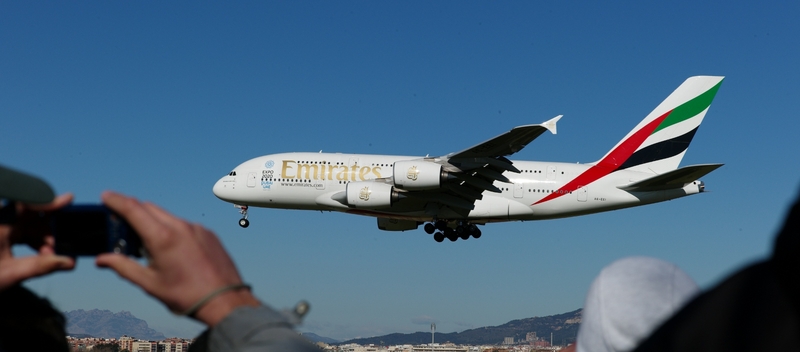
[0,194,76,291]
[95,191,260,326]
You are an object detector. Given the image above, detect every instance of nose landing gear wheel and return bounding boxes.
[236,205,249,228]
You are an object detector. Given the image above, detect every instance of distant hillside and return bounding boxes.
[64,309,166,341]
[302,332,340,344]
[343,309,581,346]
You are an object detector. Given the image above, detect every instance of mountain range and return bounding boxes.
[341,309,582,346]
[302,332,342,344]
[62,308,581,345]
[64,309,166,341]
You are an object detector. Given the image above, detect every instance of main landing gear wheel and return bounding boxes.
[456,223,469,240]
[239,218,250,228]
[426,221,482,242]
[471,226,482,239]
[445,228,458,242]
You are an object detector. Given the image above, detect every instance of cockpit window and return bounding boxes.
[228,171,237,176]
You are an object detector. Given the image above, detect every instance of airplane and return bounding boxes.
[213,76,724,242]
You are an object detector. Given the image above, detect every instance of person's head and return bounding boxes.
[576,256,699,352]
[0,285,70,352]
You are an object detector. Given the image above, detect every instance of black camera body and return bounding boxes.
[52,205,144,257]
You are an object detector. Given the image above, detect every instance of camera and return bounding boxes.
[52,205,144,257]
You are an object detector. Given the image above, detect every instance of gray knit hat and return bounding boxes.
[576,256,699,352]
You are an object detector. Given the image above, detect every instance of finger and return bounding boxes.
[141,201,186,230]
[102,191,166,247]
[38,236,56,255]
[0,255,75,289]
[26,193,74,212]
[96,253,156,291]
[11,193,75,246]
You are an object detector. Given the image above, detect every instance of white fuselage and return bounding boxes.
[212,152,703,224]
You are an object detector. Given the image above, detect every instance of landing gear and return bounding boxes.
[470,225,482,239]
[425,221,482,242]
[445,228,458,242]
[237,205,249,228]
[456,224,469,240]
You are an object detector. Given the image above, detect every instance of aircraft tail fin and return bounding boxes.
[594,76,724,174]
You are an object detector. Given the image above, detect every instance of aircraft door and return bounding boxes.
[514,182,524,198]
[348,157,359,166]
[547,165,557,180]
[348,157,360,182]
[577,186,587,202]
[316,164,326,190]
[247,172,257,188]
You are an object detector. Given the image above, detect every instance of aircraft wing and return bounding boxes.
[438,115,561,176]
[447,115,561,160]
[618,164,723,192]
[391,116,562,211]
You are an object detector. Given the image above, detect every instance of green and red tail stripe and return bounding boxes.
[534,76,723,205]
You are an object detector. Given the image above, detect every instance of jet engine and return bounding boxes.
[345,181,402,208]
[393,160,446,190]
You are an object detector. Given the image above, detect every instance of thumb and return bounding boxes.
[0,255,75,290]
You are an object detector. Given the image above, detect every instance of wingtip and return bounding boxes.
[543,115,562,135]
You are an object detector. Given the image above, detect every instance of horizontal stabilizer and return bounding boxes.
[618,164,723,192]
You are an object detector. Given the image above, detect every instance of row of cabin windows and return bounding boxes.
[240,166,563,175]
[520,170,566,175]
[264,178,571,194]
[268,178,312,183]
[264,178,355,185]
[254,165,565,175]
[498,186,572,195]
[290,161,396,168]
[529,189,571,194]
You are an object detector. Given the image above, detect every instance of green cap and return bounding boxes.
[0,164,55,204]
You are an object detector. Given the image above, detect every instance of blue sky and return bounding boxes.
[3,1,799,341]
